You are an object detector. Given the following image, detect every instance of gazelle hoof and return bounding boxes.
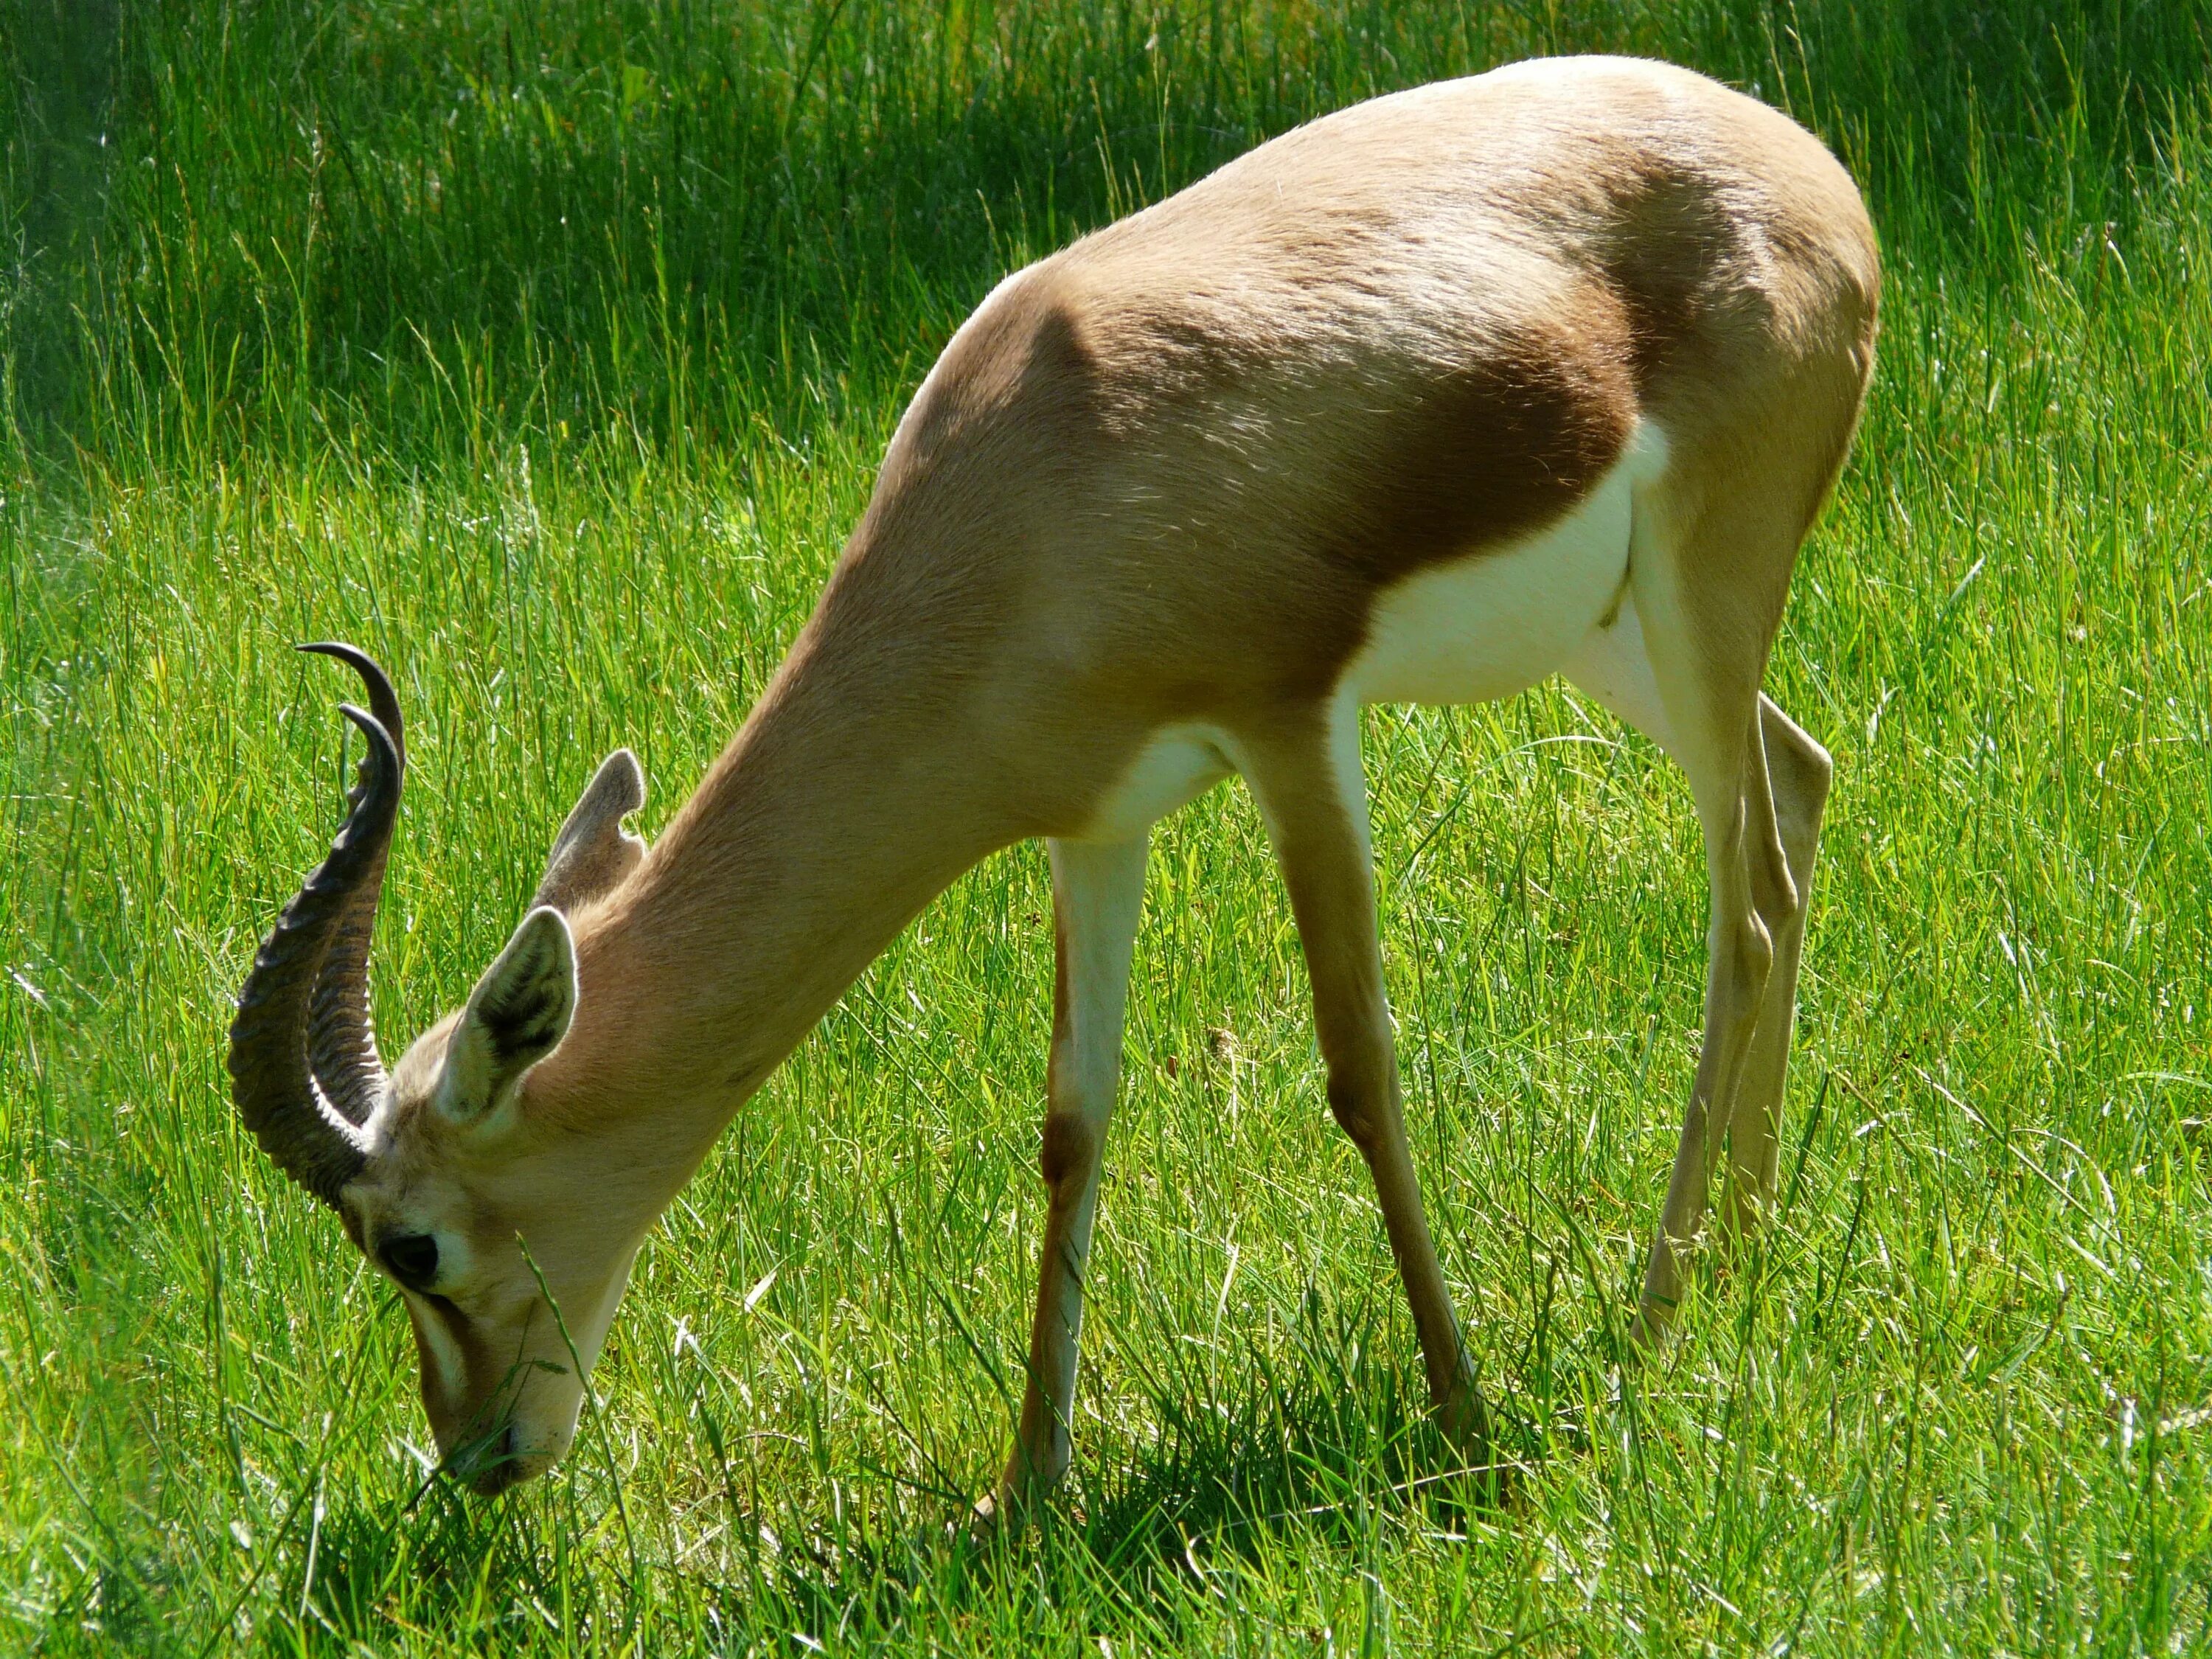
[970,1486,1010,1535]
[973,1467,1057,1537]
[1438,1382,1509,1503]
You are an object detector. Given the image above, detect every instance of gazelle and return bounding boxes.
[232,56,1877,1507]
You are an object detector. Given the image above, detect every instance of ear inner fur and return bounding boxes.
[442,908,577,1116]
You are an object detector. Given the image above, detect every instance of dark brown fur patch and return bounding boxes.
[1310,320,1635,582]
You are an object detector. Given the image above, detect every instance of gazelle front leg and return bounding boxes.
[1236,703,1489,1462]
[989,834,1148,1520]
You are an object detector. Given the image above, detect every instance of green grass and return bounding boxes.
[4,0,2211,1650]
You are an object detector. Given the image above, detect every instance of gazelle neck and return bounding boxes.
[525,540,1034,1153]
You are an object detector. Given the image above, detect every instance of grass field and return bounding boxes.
[5,0,2212,1651]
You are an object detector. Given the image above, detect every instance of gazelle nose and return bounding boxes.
[466,1424,524,1496]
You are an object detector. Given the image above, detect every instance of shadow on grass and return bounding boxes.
[1078,1298,1492,1562]
[68,1294,1607,1651]
[731,1295,1579,1646]
[24,0,2207,463]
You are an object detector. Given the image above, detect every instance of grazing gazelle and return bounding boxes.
[232,56,1877,1506]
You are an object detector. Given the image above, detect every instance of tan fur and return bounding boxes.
[327,57,1877,1500]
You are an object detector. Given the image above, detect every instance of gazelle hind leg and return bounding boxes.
[1234,701,1489,1463]
[1569,605,1834,1281]
[1721,696,1831,1235]
[990,834,1148,1518]
[1603,511,1806,1349]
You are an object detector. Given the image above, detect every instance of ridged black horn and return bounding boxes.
[297,644,405,1138]
[228,646,406,1206]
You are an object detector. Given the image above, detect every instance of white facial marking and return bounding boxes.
[414,1299,468,1402]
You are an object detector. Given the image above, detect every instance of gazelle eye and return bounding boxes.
[381,1234,440,1291]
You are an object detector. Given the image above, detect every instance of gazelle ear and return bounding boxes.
[438,908,576,1121]
[532,750,647,915]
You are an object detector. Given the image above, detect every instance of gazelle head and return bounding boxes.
[229,645,653,1493]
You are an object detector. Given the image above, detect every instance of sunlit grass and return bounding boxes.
[4,0,2210,1651]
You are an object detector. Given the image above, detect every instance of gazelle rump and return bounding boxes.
[230,57,1877,1504]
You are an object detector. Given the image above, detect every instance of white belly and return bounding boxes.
[1073,422,1669,842]
[1345,420,1667,706]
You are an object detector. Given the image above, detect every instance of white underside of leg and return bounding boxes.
[1075,724,1234,844]
[1049,838,1149,1105]
[1562,591,1677,759]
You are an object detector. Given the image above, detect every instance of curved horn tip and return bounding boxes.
[333,703,404,832]
[336,700,400,755]
[298,641,403,758]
